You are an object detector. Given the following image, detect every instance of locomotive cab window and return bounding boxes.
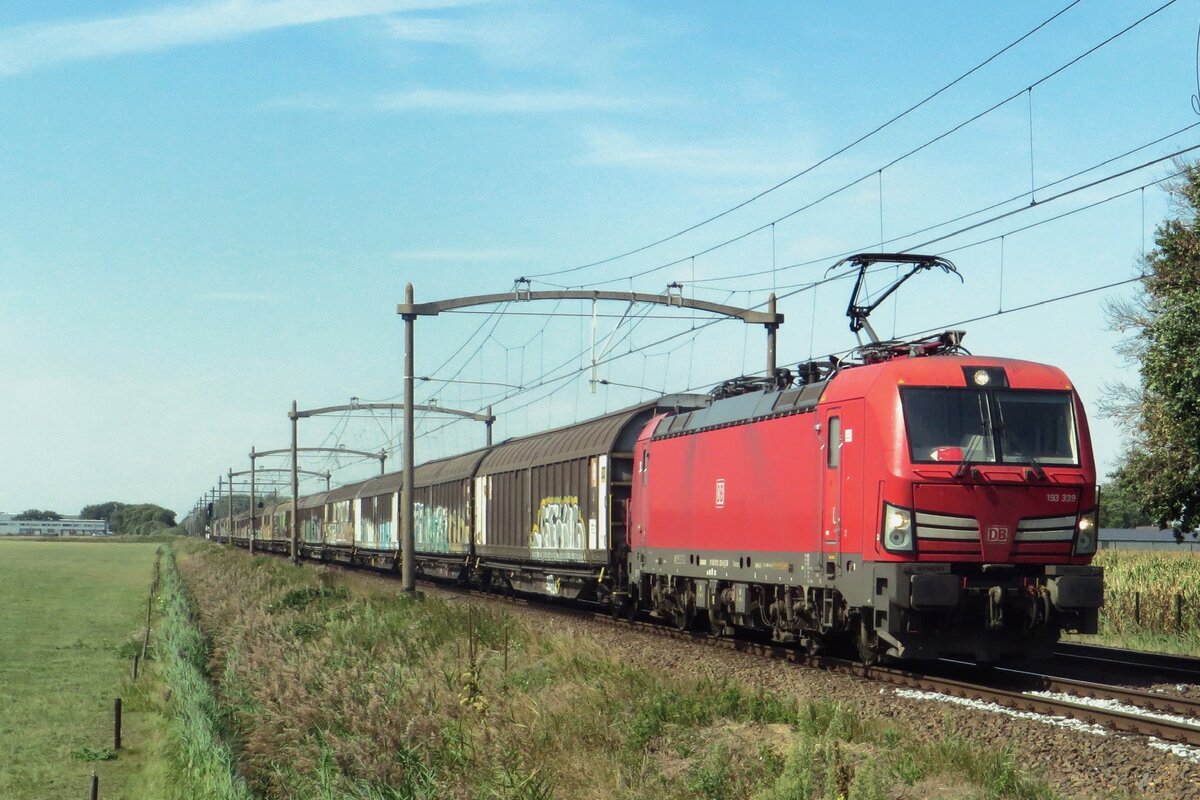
[901,387,1078,466]
[827,416,841,468]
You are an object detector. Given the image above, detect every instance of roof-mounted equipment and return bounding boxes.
[709,368,795,400]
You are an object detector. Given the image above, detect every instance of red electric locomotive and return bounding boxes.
[622,255,1103,662]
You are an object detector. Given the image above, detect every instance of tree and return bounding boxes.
[14,509,61,521]
[78,501,180,535]
[1105,162,1200,535]
[108,504,177,536]
[80,501,125,522]
[1098,464,1153,529]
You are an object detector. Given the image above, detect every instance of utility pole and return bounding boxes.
[290,400,299,563]
[248,446,256,556]
[227,468,234,542]
[282,396,486,592]
[402,283,416,593]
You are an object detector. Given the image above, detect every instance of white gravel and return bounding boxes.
[1026,690,1200,764]
[894,688,1111,736]
[1026,690,1200,730]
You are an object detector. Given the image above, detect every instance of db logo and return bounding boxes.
[986,526,1010,543]
[715,479,726,508]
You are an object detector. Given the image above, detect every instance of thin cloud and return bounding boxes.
[0,0,480,78]
[580,128,810,178]
[269,88,634,114]
[390,247,535,262]
[386,6,662,75]
[200,291,280,303]
[375,89,629,114]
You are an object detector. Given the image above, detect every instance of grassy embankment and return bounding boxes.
[0,540,169,799]
[1075,549,1200,655]
[175,539,1063,800]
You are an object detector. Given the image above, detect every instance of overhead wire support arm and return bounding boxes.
[399,288,783,381]
[400,289,782,326]
[286,390,496,568]
[291,401,494,424]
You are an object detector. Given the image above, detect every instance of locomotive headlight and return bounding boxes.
[1073,509,1098,555]
[972,369,991,386]
[881,502,914,553]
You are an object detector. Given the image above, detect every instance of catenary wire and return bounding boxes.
[527,0,1087,280]
[536,0,1179,287]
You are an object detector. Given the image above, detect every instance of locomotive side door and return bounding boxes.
[821,401,864,578]
[820,407,842,578]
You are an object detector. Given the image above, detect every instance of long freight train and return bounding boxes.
[214,254,1102,663]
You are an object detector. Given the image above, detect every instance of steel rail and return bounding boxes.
[1054,642,1200,677]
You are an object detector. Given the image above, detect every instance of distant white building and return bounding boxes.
[0,513,111,536]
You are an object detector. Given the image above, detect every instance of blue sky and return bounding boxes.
[0,0,1196,518]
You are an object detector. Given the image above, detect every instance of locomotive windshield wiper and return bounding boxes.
[993,403,1047,481]
[954,433,983,480]
[954,393,991,480]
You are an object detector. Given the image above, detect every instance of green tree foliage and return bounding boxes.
[1098,464,1153,529]
[79,501,124,522]
[78,502,179,536]
[109,504,177,536]
[13,509,62,521]
[1107,162,1200,534]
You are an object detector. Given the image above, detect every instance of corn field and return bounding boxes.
[1092,550,1200,647]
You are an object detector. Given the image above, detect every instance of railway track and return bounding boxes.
[233,540,1200,750]
[589,613,1200,747]
[1053,641,1200,678]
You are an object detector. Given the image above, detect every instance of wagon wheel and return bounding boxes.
[624,586,640,623]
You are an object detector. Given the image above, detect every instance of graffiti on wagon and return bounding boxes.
[531,496,587,554]
[414,502,449,553]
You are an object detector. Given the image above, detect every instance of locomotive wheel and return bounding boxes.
[673,601,694,631]
[856,618,880,666]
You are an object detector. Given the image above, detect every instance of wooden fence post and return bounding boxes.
[113,697,122,751]
[1176,593,1184,634]
[1134,592,1140,625]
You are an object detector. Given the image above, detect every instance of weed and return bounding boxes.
[269,584,350,613]
[170,540,1062,800]
[71,746,118,762]
[891,749,923,785]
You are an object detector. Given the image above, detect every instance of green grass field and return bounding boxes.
[0,540,169,800]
